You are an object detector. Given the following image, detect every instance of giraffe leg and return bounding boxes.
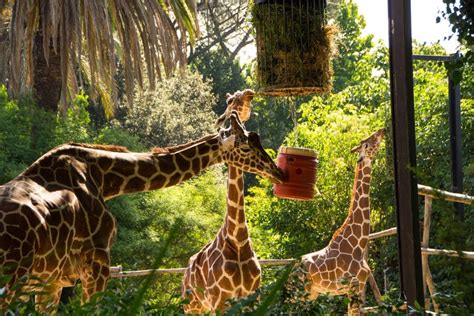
[79,249,110,303]
[0,248,34,308]
[348,268,370,316]
[35,283,62,313]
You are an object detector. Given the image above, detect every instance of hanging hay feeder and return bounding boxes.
[253,0,335,96]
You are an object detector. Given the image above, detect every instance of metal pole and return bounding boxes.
[448,71,464,220]
[387,0,424,308]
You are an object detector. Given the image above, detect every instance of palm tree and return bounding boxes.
[0,0,199,116]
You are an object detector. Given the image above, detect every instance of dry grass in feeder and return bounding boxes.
[253,1,337,96]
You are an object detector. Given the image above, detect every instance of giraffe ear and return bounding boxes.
[242,89,255,100]
[351,144,361,153]
[226,93,232,99]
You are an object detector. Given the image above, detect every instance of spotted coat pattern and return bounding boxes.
[0,115,282,310]
[300,129,385,315]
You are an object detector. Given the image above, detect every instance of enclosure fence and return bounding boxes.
[110,184,473,312]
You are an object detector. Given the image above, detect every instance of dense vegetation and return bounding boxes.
[1,0,473,314]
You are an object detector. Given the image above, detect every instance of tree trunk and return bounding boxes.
[33,30,62,112]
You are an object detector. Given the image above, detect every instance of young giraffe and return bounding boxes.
[182,90,261,314]
[0,114,284,310]
[215,89,255,128]
[300,128,385,315]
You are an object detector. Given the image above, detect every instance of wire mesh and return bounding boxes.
[253,0,334,96]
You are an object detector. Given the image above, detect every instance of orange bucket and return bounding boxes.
[273,146,318,201]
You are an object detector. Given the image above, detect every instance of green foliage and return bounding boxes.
[0,86,93,184]
[332,0,377,92]
[247,104,390,259]
[438,0,474,81]
[120,70,217,147]
[190,48,247,114]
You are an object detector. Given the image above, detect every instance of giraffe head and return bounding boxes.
[219,111,284,183]
[215,89,255,127]
[351,128,385,162]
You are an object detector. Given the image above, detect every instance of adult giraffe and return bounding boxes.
[0,113,283,310]
[182,89,262,314]
[300,128,384,315]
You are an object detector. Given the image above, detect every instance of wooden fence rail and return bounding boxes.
[111,185,473,279]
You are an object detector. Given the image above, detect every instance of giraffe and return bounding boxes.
[181,90,262,314]
[300,128,385,315]
[215,89,255,128]
[0,113,284,311]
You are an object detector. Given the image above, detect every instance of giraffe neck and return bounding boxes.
[332,158,372,248]
[95,135,223,199]
[223,166,248,245]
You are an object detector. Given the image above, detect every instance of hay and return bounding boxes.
[253,1,336,96]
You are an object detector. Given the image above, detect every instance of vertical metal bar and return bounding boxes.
[448,72,464,220]
[387,0,424,308]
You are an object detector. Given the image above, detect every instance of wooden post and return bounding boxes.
[388,0,424,306]
[421,196,439,312]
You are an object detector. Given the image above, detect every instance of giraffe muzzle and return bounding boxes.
[270,167,285,184]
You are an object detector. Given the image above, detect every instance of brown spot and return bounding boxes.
[46,256,58,271]
[321,271,329,281]
[235,227,248,242]
[103,173,124,196]
[220,276,233,289]
[198,144,210,156]
[242,267,253,287]
[222,244,238,261]
[224,261,238,275]
[353,247,362,259]
[90,165,103,185]
[149,174,167,190]
[48,209,63,227]
[352,224,362,236]
[124,177,146,193]
[226,221,236,235]
[362,182,370,192]
[338,253,352,269]
[157,158,175,175]
[232,270,242,285]
[180,147,197,159]
[208,285,220,299]
[89,210,102,231]
[227,206,238,220]
[167,173,182,187]
[339,239,352,254]
[39,156,54,168]
[191,159,200,174]
[353,210,363,223]
[359,197,369,208]
[175,156,191,172]
[363,167,371,174]
[211,144,219,151]
[209,249,221,266]
[201,156,210,169]
[98,157,113,171]
[349,261,359,274]
[348,235,358,247]
[40,168,55,183]
[212,258,224,279]
[137,160,157,178]
[35,258,46,272]
[248,260,260,277]
[343,226,352,238]
[362,224,370,237]
[326,258,336,271]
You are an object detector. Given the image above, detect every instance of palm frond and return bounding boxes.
[4,0,199,117]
